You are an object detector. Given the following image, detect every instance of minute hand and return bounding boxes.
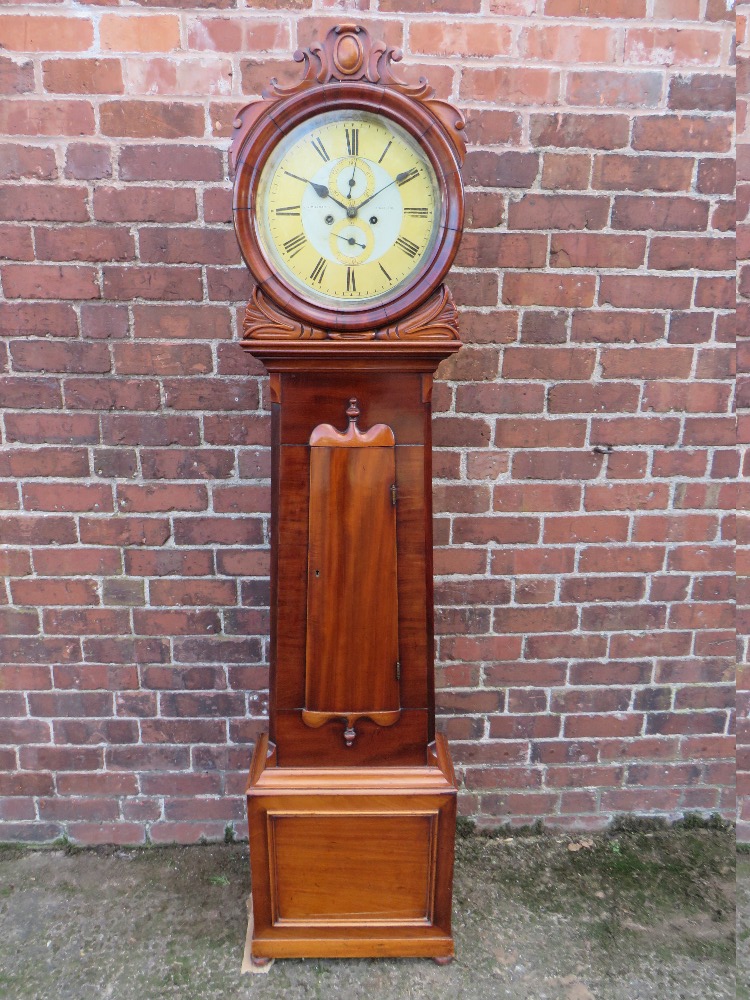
[356,170,416,211]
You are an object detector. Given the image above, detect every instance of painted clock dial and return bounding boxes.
[254,110,441,310]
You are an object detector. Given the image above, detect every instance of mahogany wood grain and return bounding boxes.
[246,733,457,960]
[304,411,400,731]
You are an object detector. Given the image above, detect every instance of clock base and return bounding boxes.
[245,733,457,961]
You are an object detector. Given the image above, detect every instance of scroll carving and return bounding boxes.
[377,286,459,341]
[242,286,459,343]
[231,23,466,168]
[242,286,326,341]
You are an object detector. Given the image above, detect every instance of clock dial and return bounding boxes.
[255,110,442,310]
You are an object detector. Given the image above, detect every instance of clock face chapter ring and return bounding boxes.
[233,84,464,333]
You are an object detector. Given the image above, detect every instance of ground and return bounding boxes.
[739,849,750,999]
[0,823,736,1000]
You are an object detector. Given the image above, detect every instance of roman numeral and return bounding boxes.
[282,233,306,257]
[379,263,393,283]
[396,168,419,186]
[346,267,356,293]
[395,236,420,258]
[346,127,359,156]
[378,140,392,164]
[275,205,301,217]
[310,257,327,284]
[311,138,330,162]
[404,207,428,217]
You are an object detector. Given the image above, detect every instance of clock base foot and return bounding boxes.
[432,955,454,966]
[246,732,457,960]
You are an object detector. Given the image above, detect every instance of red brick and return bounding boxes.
[100,14,181,53]
[599,275,693,310]
[545,0,646,15]
[544,515,629,544]
[120,145,223,183]
[2,264,99,301]
[643,382,732,413]
[669,73,736,112]
[0,145,56,181]
[462,66,561,106]
[457,232,546,270]
[102,266,202,302]
[585,483,669,511]
[513,451,604,481]
[43,59,123,95]
[633,115,733,152]
[530,113,629,150]
[0,100,94,137]
[64,378,161,412]
[612,195,709,230]
[507,194,609,230]
[5,413,99,446]
[100,101,203,139]
[0,377,61,410]
[11,340,110,374]
[94,186,197,223]
[0,56,33,95]
[649,236,734,271]
[567,71,662,108]
[625,28,723,67]
[594,157,695,193]
[139,227,240,266]
[571,311,665,344]
[412,21,512,57]
[34,226,134,263]
[521,24,615,62]
[463,151,539,189]
[23,484,112,513]
[65,144,112,181]
[0,185,88,222]
[502,347,596,381]
[0,15,94,51]
[551,233,646,269]
[541,153,592,191]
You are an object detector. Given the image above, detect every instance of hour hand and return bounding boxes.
[284,170,348,211]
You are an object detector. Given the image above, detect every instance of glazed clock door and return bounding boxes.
[302,400,400,748]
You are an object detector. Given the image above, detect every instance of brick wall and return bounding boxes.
[738,2,748,842]
[0,1,736,844]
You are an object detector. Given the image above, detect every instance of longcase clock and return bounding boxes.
[230,24,466,963]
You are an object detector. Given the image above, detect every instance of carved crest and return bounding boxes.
[231,23,466,168]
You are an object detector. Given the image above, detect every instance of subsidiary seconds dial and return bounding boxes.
[255,110,441,310]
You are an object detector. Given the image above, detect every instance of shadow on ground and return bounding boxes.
[0,823,735,1000]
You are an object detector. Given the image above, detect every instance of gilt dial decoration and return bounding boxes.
[255,111,440,310]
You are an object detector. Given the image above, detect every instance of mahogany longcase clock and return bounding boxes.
[230,24,466,963]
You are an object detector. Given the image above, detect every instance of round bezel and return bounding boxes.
[233,82,464,333]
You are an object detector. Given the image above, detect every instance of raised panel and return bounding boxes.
[304,405,400,742]
[268,812,436,925]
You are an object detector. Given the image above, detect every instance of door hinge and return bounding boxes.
[390,483,397,506]
[395,660,401,681]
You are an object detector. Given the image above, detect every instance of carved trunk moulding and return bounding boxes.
[231,23,465,964]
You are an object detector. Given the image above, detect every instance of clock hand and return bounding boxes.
[355,169,416,211]
[335,232,366,251]
[284,170,349,211]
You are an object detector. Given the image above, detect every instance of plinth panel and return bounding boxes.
[269,813,435,924]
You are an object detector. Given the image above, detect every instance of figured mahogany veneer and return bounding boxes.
[303,399,400,745]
